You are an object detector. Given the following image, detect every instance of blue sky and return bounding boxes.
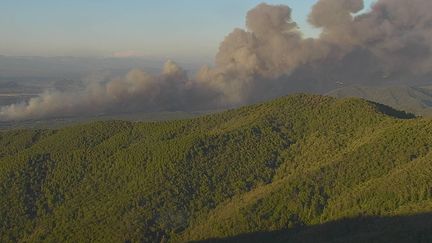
[0,0,376,60]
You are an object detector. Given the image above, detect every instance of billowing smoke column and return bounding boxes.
[2,0,432,121]
[0,60,193,120]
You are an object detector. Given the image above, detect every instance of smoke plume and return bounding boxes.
[2,0,432,121]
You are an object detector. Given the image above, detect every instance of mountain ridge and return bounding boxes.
[0,94,431,242]
[327,85,432,117]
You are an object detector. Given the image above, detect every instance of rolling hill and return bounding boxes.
[1,94,432,242]
[327,85,432,117]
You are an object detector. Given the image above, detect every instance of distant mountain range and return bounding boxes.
[327,85,432,117]
[1,94,432,242]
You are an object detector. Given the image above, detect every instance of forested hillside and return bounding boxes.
[1,94,432,243]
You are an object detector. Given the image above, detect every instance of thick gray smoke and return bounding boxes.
[0,60,195,120]
[2,0,432,121]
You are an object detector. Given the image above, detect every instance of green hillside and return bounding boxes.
[327,85,432,117]
[1,94,432,243]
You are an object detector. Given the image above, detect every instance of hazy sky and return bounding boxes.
[0,0,376,60]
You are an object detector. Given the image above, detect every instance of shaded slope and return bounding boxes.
[194,213,432,243]
[327,85,432,117]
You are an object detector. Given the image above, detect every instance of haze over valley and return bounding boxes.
[2,0,432,122]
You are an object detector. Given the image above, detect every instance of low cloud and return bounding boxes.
[112,50,144,58]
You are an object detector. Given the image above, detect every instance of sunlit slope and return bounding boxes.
[1,94,431,243]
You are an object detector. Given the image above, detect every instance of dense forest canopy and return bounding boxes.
[1,94,432,242]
